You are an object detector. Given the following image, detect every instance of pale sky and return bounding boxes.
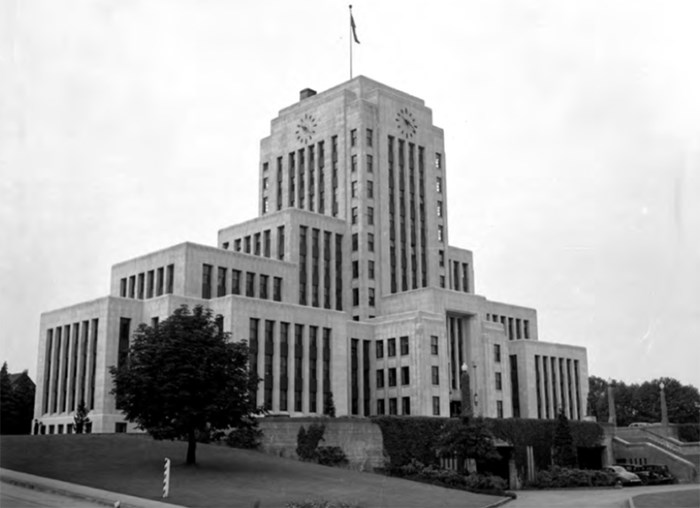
[1,0,699,389]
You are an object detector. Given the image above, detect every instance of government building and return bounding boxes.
[33,76,589,434]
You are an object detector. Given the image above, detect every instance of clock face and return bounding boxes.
[295,113,317,144]
[395,107,417,138]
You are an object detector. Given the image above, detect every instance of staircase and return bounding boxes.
[612,427,699,482]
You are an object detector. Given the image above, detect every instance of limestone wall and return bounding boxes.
[259,417,386,471]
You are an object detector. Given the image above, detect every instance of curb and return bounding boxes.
[0,468,185,508]
[482,496,516,508]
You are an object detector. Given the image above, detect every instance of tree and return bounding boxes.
[437,417,500,474]
[110,305,260,465]
[1,362,17,434]
[552,409,577,467]
[11,371,35,435]
[323,391,336,417]
[74,400,90,434]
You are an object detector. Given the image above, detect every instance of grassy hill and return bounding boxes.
[1,434,505,508]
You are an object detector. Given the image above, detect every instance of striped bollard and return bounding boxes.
[163,457,171,498]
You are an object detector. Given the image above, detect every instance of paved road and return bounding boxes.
[0,482,105,508]
[507,484,700,508]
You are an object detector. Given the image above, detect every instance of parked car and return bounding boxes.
[603,466,643,486]
[638,464,677,485]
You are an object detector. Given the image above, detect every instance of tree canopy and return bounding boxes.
[587,375,700,426]
[552,409,577,467]
[110,305,259,464]
[0,363,35,435]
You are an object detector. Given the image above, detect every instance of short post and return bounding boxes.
[163,457,171,498]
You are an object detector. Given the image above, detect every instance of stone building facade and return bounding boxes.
[34,76,588,434]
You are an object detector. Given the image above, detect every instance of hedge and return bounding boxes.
[676,423,700,443]
[372,416,605,475]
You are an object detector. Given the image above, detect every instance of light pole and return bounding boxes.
[607,379,617,426]
[659,381,669,426]
[460,362,472,419]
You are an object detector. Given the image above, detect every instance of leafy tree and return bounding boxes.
[296,423,326,461]
[552,409,577,467]
[110,305,260,465]
[74,400,91,434]
[11,371,35,435]
[1,362,17,434]
[436,417,500,474]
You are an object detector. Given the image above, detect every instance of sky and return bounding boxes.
[1,0,699,389]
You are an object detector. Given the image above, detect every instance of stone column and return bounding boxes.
[607,381,617,426]
[660,381,669,426]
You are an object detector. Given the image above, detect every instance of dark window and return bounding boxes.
[260,274,269,299]
[400,336,409,355]
[254,233,261,255]
[351,154,357,172]
[120,278,127,297]
[222,241,229,250]
[146,270,154,298]
[351,207,358,224]
[352,288,359,306]
[351,180,358,198]
[497,400,504,418]
[387,338,396,357]
[368,233,374,252]
[352,260,359,279]
[366,128,373,147]
[366,154,373,173]
[367,180,374,198]
[389,398,397,415]
[432,366,439,385]
[377,399,385,415]
[352,233,358,251]
[231,269,241,295]
[264,230,271,257]
[401,366,410,385]
[273,277,282,301]
[402,396,411,415]
[202,264,212,299]
[277,226,285,260]
[156,267,164,296]
[432,396,440,416]
[368,260,375,279]
[376,340,384,358]
[496,372,503,390]
[246,272,255,297]
[430,335,439,355]
[388,368,397,387]
[350,128,357,147]
[376,369,384,388]
[217,267,227,297]
[494,344,501,363]
[367,206,374,225]
[166,264,174,293]
[137,273,144,299]
[368,287,375,307]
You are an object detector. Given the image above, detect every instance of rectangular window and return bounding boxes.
[377,399,385,415]
[376,340,384,359]
[436,176,442,193]
[166,264,174,293]
[352,233,358,251]
[146,271,154,298]
[351,180,358,198]
[273,277,282,301]
[400,336,409,355]
[439,250,444,267]
[137,273,145,299]
[366,128,373,147]
[351,207,358,224]
[437,200,443,217]
[389,398,397,415]
[401,366,409,385]
[352,288,359,306]
[351,154,357,172]
[387,338,396,357]
[367,180,374,198]
[264,230,271,258]
[430,335,439,355]
[437,225,444,242]
[402,396,411,415]
[435,152,442,169]
[277,226,285,260]
[294,324,303,412]
[368,233,374,252]
[202,264,212,299]
[497,400,504,418]
[246,272,255,297]
[156,267,164,296]
[368,260,375,279]
[494,344,501,363]
[217,267,227,297]
[368,287,375,307]
[120,278,127,297]
[496,372,503,390]
[431,366,439,385]
[231,269,241,295]
[128,275,136,298]
[388,368,397,387]
[432,396,440,416]
[367,206,374,225]
[234,239,241,252]
[244,236,251,253]
[366,154,373,173]
[254,233,261,255]
[352,260,359,279]
[259,274,269,299]
[350,128,357,147]
[376,369,384,388]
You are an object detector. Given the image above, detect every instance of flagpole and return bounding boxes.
[349,5,353,79]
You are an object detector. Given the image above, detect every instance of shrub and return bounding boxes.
[526,466,616,489]
[397,459,511,495]
[372,417,445,472]
[677,423,700,443]
[297,423,326,461]
[316,446,348,467]
[464,473,508,492]
[226,417,262,449]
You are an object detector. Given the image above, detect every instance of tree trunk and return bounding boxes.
[186,427,197,465]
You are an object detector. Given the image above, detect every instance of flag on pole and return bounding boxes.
[350,6,360,44]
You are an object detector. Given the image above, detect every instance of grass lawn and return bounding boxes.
[632,488,700,508]
[1,435,506,508]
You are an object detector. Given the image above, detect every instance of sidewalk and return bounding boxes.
[0,468,185,508]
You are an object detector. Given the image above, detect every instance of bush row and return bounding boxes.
[525,466,616,489]
[399,459,512,497]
